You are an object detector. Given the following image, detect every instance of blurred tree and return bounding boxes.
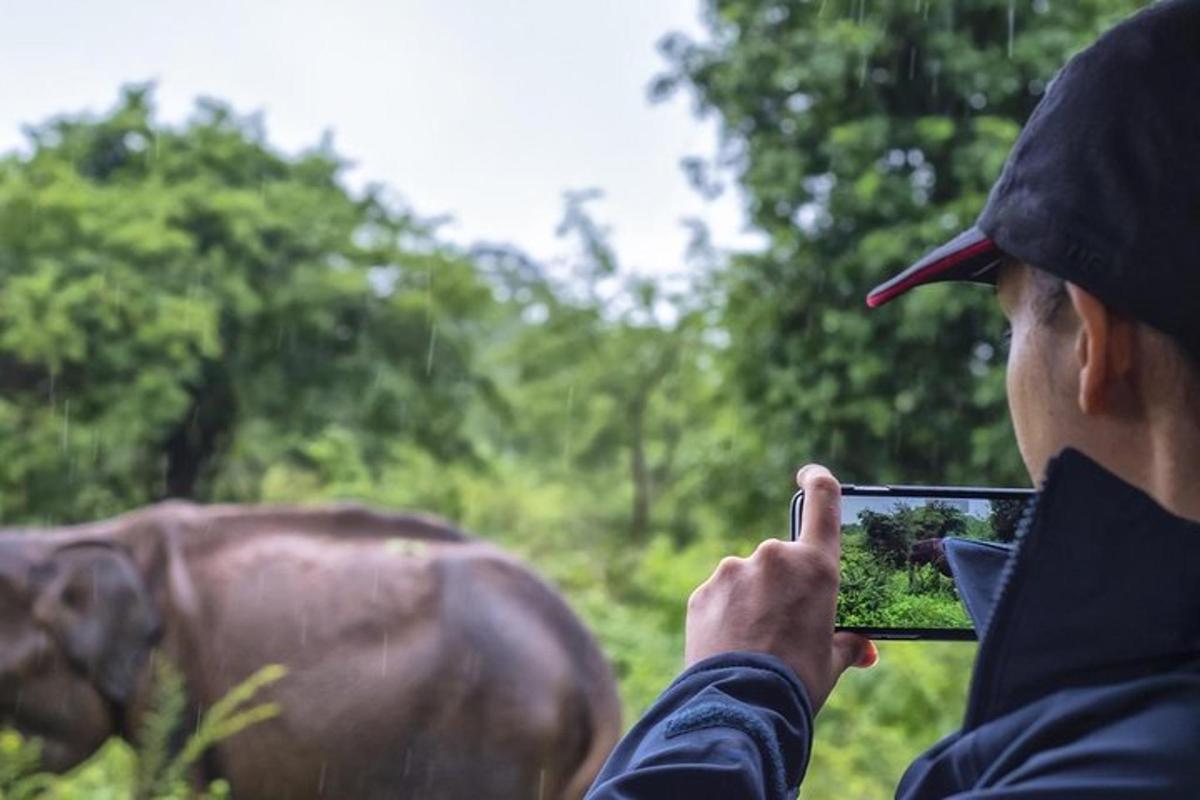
[476,191,742,545]
[0,86,497,522]
[654,0,1148,501]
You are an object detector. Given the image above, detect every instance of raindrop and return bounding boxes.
[61,400,70,453]
[908,46,918,81]
[562,384,576,469]
[969,93,988,110]
[1007,0,1016,58]
[425,321,438,375]
[381,631,390,677]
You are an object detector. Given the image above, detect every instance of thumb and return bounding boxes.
[831,632,877,676]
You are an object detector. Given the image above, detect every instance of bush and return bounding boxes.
[837,542,894,626]
[878,593,971,629]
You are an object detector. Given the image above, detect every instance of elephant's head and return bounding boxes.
[0,537,160,771]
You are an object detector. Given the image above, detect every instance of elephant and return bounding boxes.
[0,500,622,799]
[908,537,954,578]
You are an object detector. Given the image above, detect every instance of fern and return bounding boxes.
[134,655,188,799]
[151,662,287,797]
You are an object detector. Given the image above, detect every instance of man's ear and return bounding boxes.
[32,543,161,704]
[1066,283,1134,415]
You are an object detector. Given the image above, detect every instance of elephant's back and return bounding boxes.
[188,529,497,672]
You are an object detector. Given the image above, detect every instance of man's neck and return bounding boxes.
[1072,422,1200,522]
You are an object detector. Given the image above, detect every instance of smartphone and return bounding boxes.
[789,485,1035,640]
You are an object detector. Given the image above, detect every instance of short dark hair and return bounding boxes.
[1028,267,1070,325]
[1025,264,1200,380]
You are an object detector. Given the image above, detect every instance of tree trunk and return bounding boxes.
[162,365,236,499]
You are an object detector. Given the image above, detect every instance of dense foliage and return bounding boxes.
[0,1,1149,796]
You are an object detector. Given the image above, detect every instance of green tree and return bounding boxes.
[989,495,1029,542]
[654,0,1148,501]
[0,86,498,523]
[860,506,913,568]
[910,499,968,539]
[478,190,744,546]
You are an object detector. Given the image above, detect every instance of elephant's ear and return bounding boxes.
[33,543,161,704]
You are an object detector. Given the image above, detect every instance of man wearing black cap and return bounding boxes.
[587,1,1200,798]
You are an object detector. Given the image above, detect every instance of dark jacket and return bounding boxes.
[587,449,1200,798]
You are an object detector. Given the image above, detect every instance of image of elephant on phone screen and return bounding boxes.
[908,537,954,578]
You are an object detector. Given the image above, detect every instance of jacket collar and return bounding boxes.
[946,448,1200,731]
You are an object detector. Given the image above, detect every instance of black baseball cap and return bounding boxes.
[866,0,1200,357]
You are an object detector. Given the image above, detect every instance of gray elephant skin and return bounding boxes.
[0,501,622,799]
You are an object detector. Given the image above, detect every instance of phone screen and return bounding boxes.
[790,487,1033,639]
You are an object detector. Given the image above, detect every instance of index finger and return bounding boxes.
[795,464,843,553]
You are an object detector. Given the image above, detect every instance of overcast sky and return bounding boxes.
[0,0,763,275]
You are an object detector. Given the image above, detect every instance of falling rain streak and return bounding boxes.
[426,321,438,375]
[1008,0,1017,58]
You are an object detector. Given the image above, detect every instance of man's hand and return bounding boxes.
[684,464,878,713]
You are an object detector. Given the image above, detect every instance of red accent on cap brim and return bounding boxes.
[866,236,999,308]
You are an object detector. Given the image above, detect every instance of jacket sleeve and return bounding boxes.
[585,652,814,800]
